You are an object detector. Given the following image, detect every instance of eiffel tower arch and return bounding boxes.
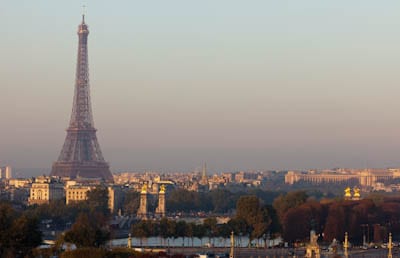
[51,15,113,182]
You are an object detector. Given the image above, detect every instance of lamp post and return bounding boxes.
[230,231,235,258]
[361,224,370,245]
[127,233,132,249]
[343,232,349,258]
[361,224,366,247]
[388,232,393,258]
[263,233,267,249]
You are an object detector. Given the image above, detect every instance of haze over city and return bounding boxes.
[2,1,400,175]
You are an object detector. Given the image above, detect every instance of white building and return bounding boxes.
[28,176,64,205]
[66,184,94,205]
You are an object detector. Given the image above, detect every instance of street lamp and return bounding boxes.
[263,233,267,249]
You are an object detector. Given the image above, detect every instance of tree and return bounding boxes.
[0,202,15,256]
[87,186,110,215]
[281,201,324,242]
[323,202,346,241]
[166,189,212,212]
[273,190,308,226]
[123,190,140,215]
[64,213,110,247]
[159,217,171,239]
[131,221,153,246]
[185,222,195,246]
[175,220,187,245]
[236,195,271,245]
[193,224,206,245]
[228,217,248,236]
[203,217,218,244]
[0,202,42,257]
[10,215,42,257]
[210,189,236,213]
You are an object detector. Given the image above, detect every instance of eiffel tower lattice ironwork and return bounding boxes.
[51,15,113,182]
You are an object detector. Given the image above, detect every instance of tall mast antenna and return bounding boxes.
[82,4,87,22]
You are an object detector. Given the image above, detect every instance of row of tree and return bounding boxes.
[278,195,400,243]
[130,195,275,245]
[128,191,400,245]
[123,188,282,215]
[0,202,42,257]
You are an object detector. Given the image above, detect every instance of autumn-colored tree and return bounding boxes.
[273,190,308,226]
[236,195,271,244]
[281,201,324,242]
[323,202,346,241]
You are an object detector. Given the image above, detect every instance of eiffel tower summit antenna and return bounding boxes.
[82,4,86,23]
[50,14,113,182]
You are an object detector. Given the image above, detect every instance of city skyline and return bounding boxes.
[2,1,400,174]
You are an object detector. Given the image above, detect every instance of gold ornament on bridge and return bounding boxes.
[353,186,361,200]
[160,184,166,193]
[344,187,352,200]
[141,183,147,194]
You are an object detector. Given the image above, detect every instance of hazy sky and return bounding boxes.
[2,1,400,175]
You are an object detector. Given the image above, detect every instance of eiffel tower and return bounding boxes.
[51,15,113,182]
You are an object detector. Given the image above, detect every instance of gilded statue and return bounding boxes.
[160,184,166,193]
[344,187,351,198]
[141,183,147,193]
[353,186,360,198]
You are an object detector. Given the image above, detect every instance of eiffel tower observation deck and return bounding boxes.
[51,15,113,183]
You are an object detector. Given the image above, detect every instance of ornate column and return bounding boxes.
[155,184,166,217]
[137,184,148,219]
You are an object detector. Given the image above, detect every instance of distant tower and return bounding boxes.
[200,162,208,186]
[155,184,166,217]
[137,183,148,219]
[5,166,12,179]
[50,15,113,182]
[0,166,12,179]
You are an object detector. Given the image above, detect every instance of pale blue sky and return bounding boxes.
[2,1,400,174]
